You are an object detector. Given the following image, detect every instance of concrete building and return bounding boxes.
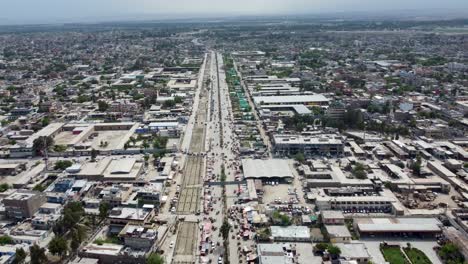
[3,190,46,220]
[335,243,371,264]
[253,94,330,106]
[321,210,345,225]
[273,134,344,157]
[241,159,294,182]
[270,226,310,242]
[118,224,158,250]
[257,243,297,264]
[325,225,352,243]
[354,217,442,238]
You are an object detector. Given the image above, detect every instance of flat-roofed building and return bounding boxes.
[273,134,344,157]
[321,210,345,225]
[325,225,352,243]
[0,163,25,176]
[270,226,310,242]
[107,207,154,227]
[253,94,330,106]
[354,217,442,238]
[3,190,46,220]
[118,224,158,250]
[335,243,371,264]
[241,159,294,182]
[257,243,296,264]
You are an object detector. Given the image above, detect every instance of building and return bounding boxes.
[335,243,371,264]
[325,225,352,243]
[272,134,344,157]
[0,163,25,176]
[3,190,46,220]
[107,207,155,229]
[321,210,345,225]
[354,217,442,238]
[32,203,63,230]
[241,159,294,182]
[118,224,158,250]
[257,243,297,264]
[253,94,330,106]
[270,226,310,242]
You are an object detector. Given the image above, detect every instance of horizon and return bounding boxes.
[1,0,468,26]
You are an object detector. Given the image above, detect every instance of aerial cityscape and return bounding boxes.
[0,1,468,264]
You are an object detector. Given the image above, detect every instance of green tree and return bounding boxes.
[410,156,422,176]
[352,162,367,179]
[70,235,80,253]
[0,183,9,192]
[29,244,47,264]
[62,201,85,230]
[90,148,98,162]
[32,136,54,156]
[99,202,110,221]
[163,100,176,108]
[13,248,26,264]
[220,218,231,240]
[0,235,14,245]
[146,253,165,264]
[98,100,109,112]
[438,243,465,264]
[48,236,68,257]
[327,245,341,257]
[173,96,183,104]
[54,160,73,171]
[293,152,306,164]
[41,117,50,127]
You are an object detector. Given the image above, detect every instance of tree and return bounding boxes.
[90,148,98,162]
[146,253,165,264]
[54,160,73,171]
[314,243,329,252]
[352,162,367,179]
[142,140,149,149]
[327,245,341,257]
[48,236,68,257]
[99,202,110,221]
[13,248,26,264]
[293,152,306,164]
[70,235,80,253]
[98,100,109,112]
[163,100,176,108]
[29,244,47,264]
[0,183,9,192]
[220,218,231,240]
[32,136,54,156]
[61,201,85,230]
[438,243,465,264]
[272,211,292,226]
[173,96,183,104]
[41,117,50,127]
[410,156,422,176]
[0,235,13,245]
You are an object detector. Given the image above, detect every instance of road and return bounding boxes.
[171,52,211,264]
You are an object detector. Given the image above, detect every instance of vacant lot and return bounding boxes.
[381,246,409,264]
[404,247,432,264]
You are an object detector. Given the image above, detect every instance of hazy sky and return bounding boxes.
[1,0,468,24]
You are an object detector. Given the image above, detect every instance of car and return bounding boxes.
[218,257,223,264]
[170,241,175,248]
